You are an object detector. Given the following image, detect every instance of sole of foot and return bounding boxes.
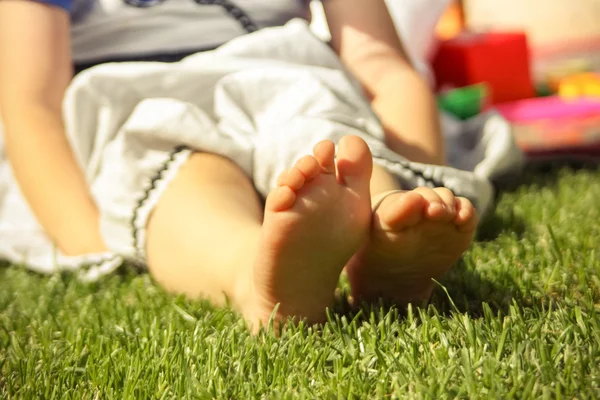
[242,136,374,332]
[346,187,479,306]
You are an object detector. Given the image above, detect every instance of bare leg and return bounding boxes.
[346,164,479,306]
[146,152,263,306]
[146,136,374,330]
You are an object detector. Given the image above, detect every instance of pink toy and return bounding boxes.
[494,96,600,157]
[495,96,600,121]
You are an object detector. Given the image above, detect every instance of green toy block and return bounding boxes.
[437,83,489,120]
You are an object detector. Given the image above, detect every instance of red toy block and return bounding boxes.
[432,32,535,104]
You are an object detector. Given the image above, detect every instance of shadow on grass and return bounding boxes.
[475,209,527,243]
[427,260,524,316]
[332,261,524,327]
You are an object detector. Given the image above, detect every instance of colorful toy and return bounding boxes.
[557,72,600,99]
[432,31,535,104]
[545,59,594,92]
[437,83,489,120]
[534,82,554,98]
[494,96,600,157]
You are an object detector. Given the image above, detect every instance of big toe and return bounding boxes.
[374,191,426,231]
[335,136,373,192]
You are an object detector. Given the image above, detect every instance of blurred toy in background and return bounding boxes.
[461,0,600,81]
[431,0,600,158]
[432,31,534,104]
[557,73,600,99]
[495,96,600,158]
[544,59,594,92]
[437,83,488,120]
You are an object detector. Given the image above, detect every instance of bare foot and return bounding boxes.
[241,136,373,330]
[346,187,479,306]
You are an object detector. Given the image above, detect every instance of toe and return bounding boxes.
[313,140,336,174]
[412,187,447,221]
[265,186,297,212]
[295,155,321,181]
[374,191,426,231]
[335,136,373,192]
[276,170,289,186]
[454,197,479,233]
[432,188,458,222]
[276,168,305,190]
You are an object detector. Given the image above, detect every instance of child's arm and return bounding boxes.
[322,0,445,165]
[0,0,106,255]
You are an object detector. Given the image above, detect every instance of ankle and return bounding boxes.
[369,164,402,195]
[230,241,261,308]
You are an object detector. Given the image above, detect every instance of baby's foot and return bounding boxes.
[346,187,479,306]
[242,136,373,330]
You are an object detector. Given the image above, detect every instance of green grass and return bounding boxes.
[1,164,600,399]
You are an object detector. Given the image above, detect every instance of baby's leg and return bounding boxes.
[345,164,479,306]
[146,151,263,308]
[146,136,373,331]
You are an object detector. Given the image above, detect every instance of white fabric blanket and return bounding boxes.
[0,20,524,280]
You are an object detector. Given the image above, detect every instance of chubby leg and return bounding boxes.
[345,163,479,306]
[146,151,263,307]
[146,136,373,330]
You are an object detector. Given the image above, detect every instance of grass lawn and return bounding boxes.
[1,163,600,398]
